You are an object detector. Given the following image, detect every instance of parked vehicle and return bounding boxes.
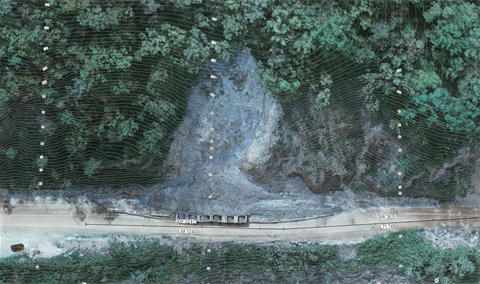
[11,243,24,252]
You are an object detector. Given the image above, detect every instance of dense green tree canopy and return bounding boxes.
[0,0,479,189]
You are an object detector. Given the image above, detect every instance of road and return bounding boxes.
[1,199,480,258]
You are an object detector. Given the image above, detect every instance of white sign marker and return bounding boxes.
[211,58,216,63]
[210,93,215,97]
[211,41,216,45]
[43,46,49,51]
[396,68,402,73]
[38,182,43,186]
[43,66,48,71]
[210,75,216,79]
[396,90,402,94]
[45,3,50,6]
[212,17,217,21]
[42,80,47,85]
[397,123,402,127]
[44,26,49,30]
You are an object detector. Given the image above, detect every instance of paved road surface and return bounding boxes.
[1,199,479,258]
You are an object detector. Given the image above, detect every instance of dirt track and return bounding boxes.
[1,199,479,259]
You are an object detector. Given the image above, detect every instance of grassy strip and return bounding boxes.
[1,229,480,283]
[357,229,480,284]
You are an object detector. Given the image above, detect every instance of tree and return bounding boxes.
[77,4,134,32]
[449,254,476,279]
[5,147,17,159]
[0,0,16,16]
[84,157,103,177]
[140,0,161,15]
[313,72,334,109]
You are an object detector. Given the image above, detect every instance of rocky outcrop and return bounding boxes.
[163,47,282,178]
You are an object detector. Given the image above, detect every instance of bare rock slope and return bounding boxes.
[141,47,322,218]
[140,48,439,220]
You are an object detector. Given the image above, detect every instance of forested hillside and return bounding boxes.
[0,0,479,195]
